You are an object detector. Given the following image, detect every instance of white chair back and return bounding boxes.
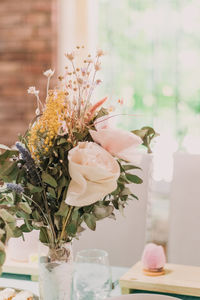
[168,152,200,266]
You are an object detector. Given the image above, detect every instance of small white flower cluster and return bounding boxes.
[43,69,55,78]
[27,86,39,96]
[27,86,42,116]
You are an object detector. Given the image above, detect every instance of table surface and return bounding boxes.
[0,266,128,297]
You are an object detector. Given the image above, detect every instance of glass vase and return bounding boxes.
[39,243,73,300]
[72,249,112,300]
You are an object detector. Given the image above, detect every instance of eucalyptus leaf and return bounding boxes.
[18,202,32,214]
[27,183,43,193]
[132,126,158,153]
[0,209,15,223]
[5,223,14,239]
[39,227,49,244]
[55,201,69,217]
[13,227,22,237]
[58,175,68,188]
[66,223,77,235]
[0,241,5,252]
[54,215,60,231]
[42,172,57,188]
[83,205,94,213]
[118,174,129,184]
[122,165,142,171]
[93,205,113,220]
[132,129,147,139]
[16,210,30,220]
[71,210,79,223]
[83,213,96,231]
[121,187,132,196]
[0,149,18,161]
[20,224,32,233]
[130,194,139,200]
[24,218,33,232]
[0,229,4,238]
[48,187,56,198]
[77,226,85,233]
[126,173,143,184]
[32,210,42,221]
[95,107,109,119]
[0,250,6,266]
[0,162,15,176]
[57,138,68,145]
[2,162,18,176]
[118,203,125,217]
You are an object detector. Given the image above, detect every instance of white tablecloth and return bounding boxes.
[0,266,128,297]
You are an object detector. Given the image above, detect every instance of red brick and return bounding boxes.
[0,2,32,15]
[32,2,52,13]
[0,27,33,40]
[26,13,49,26]
[0,0,57,145]
[35,26,53,39]
[0,14,23,27]
[24,40,50,51]
[0,61,21,72]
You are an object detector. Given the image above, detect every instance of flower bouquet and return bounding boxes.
[0,47,157,299]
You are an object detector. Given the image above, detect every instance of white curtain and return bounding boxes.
[57,0,98,73]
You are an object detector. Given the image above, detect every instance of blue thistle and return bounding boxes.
[16,142,35,168]
[15,142,40,185]
[6,183,24,194]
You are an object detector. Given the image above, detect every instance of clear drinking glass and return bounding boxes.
[72,249,112,300]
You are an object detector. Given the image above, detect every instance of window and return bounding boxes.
[98,0,200,155]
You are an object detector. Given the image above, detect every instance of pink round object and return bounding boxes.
[141,243,166,270]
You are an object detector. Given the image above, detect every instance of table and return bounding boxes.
[0,266,128,298]
[120,262,200,300]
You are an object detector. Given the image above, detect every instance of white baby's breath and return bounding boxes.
[43,69,55,78]
[27,86,39,96]
[65,52,75,61]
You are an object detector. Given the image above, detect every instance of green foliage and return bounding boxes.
[18,202,32,214]
[95,107,109,119]
[55,202,69,217]
[42,172,57,188]
[133,126,159,153]
[0,245,6,266]
[27,183,43,193]
[93,205,114,220]
[98,0,200,142]
[125,173,143,184]
[83,214,96,231]
[0,118,152,273]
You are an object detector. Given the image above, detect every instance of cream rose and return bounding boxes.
[65,142,120,207]
[89,116,143,162]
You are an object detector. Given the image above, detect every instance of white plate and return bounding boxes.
[0,288,39,299]
[108,294,178,300]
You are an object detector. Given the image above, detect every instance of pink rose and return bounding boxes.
[142,243,166,271]
[89,116,142,162]
[65,142,120,207]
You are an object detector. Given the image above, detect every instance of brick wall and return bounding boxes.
[0,0,57,146]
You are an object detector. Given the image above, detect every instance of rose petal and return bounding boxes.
[90,128,142,162]
[65,142,120,207]
[94,115,110,130]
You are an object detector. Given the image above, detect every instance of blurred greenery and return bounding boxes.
[98,0,200,144]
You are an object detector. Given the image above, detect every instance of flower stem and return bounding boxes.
[46,77,50,98]
[22,193,52,245]
[71,61,81,117]
[60,206,73,241]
